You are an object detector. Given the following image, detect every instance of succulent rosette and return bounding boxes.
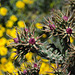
[7,26,43,60]
[52,9,75,39]
[18,58,40,75]
[42,8,75,41]
[56,23,75,39]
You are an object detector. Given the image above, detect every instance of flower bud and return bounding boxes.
[29,38,35,44]
[34,63,38,68]
[14,38,19,43]
[66,28,72,34]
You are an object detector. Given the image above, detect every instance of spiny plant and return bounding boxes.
[7,0,75,75]
[7,25,43,61]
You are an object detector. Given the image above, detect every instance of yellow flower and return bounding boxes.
[1,27,5,32]
[1,57,7,64]
[25,52,34,63]
[42,34,47,38]
[6,28,19,38]
[39,63,56,75]
[35,23,43,29]
[36,56,41,60]
[10,15,18,22]
[17,20,25,28]
[39,62,51,74]
[20,63,27,71]
[10,52,17,60]
[12,48,17,52]
[6,39,14,46]
[0,46,8,56]
[6,20,14,28]
[0,30,3,37]
[25,52,33,60]
[23,0,34,4]
[0,24,5,32]
[12,69,18,75]
[10,49,18,60]
[16,1,25,8]
[42,58,49,62]
[5,61,15,73]
[0,71,3,75]
[0,37,7,46]
[51,63,57,70]
[70,37,74,43]
[10,28,17,38]
[0,64,7,72]
[0,7,8,16]
[6,29,11,35]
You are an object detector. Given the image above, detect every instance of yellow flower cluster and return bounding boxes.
[0,37,7,56]
[1,57,7,64]
[6,28,17,38]
[0,47,8,56]
[39,63,56,75]
[0,29,3,37]
[0,71,3,75]
[6,20,14,28]
[0,7,8,16]
[19,52,57,75]
[36,56,57,75]
[0,24,5,32]
[6,39,14,46]
[6,15,18,28]
[0,59,18,74]
[0,22,19,75]
[0,24,5,37]
[16,0,34,9]
[9,48,18,60]
[17,20,25,28]
[10,15,18,22]
[0,47,18,74]
[25,52,34,63]
[16,1,25,8]
[0,24,8,60]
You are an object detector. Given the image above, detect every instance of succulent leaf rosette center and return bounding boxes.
[66,28,72,34]
[29,38,35,44]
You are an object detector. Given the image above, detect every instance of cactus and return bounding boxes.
[7,0,75,75]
